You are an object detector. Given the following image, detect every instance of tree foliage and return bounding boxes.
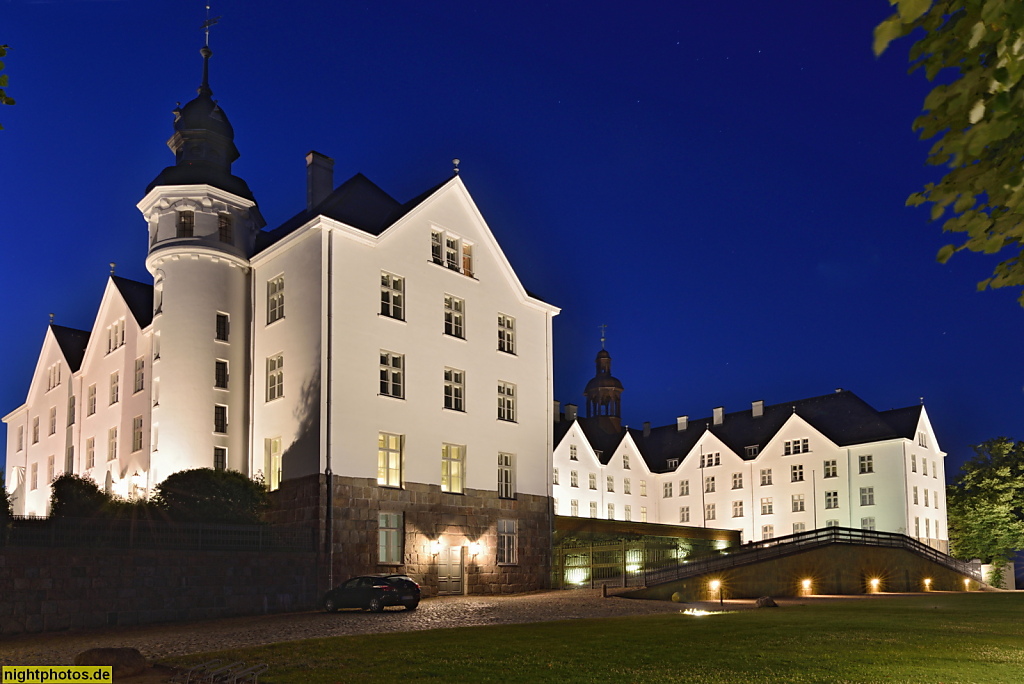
[152,468,270,525]
[876,1,1024,306]
[49,473,112,518]
[0,45,14,130]
[1,470,13,529]
[946,438,1024,581]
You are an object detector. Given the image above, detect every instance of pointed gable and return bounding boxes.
[111,276,154,329]
[49,325,91,372]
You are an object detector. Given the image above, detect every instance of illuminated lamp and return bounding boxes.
[923,578,932,591]
[430,539,442,555]
[469,541,482,557]
[801,579,812,593]
[869,578,880,592]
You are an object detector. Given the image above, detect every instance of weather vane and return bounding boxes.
[599,324,607,349]
[452,158,460,175]
[202,4,221,47]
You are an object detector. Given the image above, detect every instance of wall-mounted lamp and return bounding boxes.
[469,541,482,557]
[801,579,812,593]
[430,539,442,556]
[869,578,880,592]
[963,578,970,590]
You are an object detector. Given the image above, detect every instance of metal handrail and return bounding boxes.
[643,526,980,586]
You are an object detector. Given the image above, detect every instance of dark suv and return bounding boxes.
[322,575,421,612]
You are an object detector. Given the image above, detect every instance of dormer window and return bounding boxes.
[177,210,195,238]
[666,458,679,470]
[431,229,474,277]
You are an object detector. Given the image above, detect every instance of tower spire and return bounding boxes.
[198,6,220,96]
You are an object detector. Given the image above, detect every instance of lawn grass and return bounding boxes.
[163,593,1024,683]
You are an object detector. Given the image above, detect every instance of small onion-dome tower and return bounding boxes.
[137,44,263,484]
[584,348,624,423]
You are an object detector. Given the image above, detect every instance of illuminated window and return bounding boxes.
[108,427,118,461]
[109,372,119,405]
[704,476,715,493]
[663,481,673,498]
[267,354,284,401]
[218,213,233,243]
[498,314,516,354]
[732,472,743,489]
[431,229,473,276]
[622,453,629,469]
[498,452,515,499]
[860,487,875,506]
[640,506,648,522]
[441,443,465,494]
[570,499,579,516]
[497,381,516,422]
[679,506,689,523]
[132,416,143,452]
[552,468,559,485]
[31,463,38,490]
[267,437,282,491]
[589,473,597,490]
[379,512,403,564]
[761,497,773,515]
[606,476,614,493]
[443,367,465,411]
[679,479,689,496]
[134,358,145,393]
[704,503,715,521]
[861,517,876,531]
[214,447,227,471]
[762,525,775,540]
[267,275,285,324]
[444,294,465,338]
[640,480,647,497]
[215,313,230,341]
[793,522,806,534]
[497,519,517,563]
[791,464,804,482]
[570,470,578,487]
[760,468,772,485]
[859,454,874,474]
[85,437,95,469]
[378,432,403,488]
[732,500,744,518]
[823,459,838,478]
[792,494,805,512]
[177,210,194,237]
[214,405,227,434]
[623,478,631,494]
[607,503,615,519]
[825,491,839,509]
[590,501,598,518]
[379,351,404,398]
[784,439,809,455]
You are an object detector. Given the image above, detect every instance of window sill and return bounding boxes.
[497,349,517,356]
[378,393,405,401]
[427,259,478,281]
[378,313,406,323]
[266,316,286,327]
[441,490,465,496]
[497,563,519,567]
[377,483,404,490]
[443,333,467,342]
[497,418,517,424]
[443,406,466,413]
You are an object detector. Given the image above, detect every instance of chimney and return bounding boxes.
[565,404,578,421]
[752,400,764,418]
[713,406,724,425]
[306,151,334,211]
[643,422,651,438]
[553,400,561,422]
[677,416,688,431]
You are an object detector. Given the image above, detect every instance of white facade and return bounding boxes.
[553,393,949,551]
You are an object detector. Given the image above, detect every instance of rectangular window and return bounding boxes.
[918,431,928,448]
[791,464,804,482]
[745,445,760,457]
[552,467,559,485]
[925,518,931,537]
[177,210,194,237]
[214,446,227,471]
[48,407,56,435]
[860,487,875,506]
[911,453,917,472]
[679,479,689,496]
[640,480,647,497]
[86,385,96,417]
[589,473,597,490]
[498,452,515,499]
[861,517,876,531]
[589,501,598,518]
[379,351,404,398]
[663,481,673,498]
[132,416,143,452]
[760,468,772,485]
[216,313,230,341]
[462,243,473,277]
[379,512,404,564]
[623,478,631,494]
[378,432,403,488]
[441,443,465,494]
[267,437,282,491]
[700,452,722,467]
[570,470,578,487]
[67,396,76,426]
[606,475,614,493]
[134,358,145,393]
[106,319,125,353]
[640,506,648,522]
[704,503,715,521]
[431,230,444,264]
[679,506,689,523]
[924,488,929,507]
[441,234,459,269]
[379,272,405,320]
[825,491,839,509]
[792,494,805,512]
[622,453,630,469]
[732,472,743,489]
[85,437,95,469]
[762,525,775,540]
[47,454,54,483]
[215,360,229,389]
[570,499,579,516]
[267,354,284,401]
[824,459,838,478]
[497,314,516,354]
[666,458,679,470]
[214,405,227,434]
[915,517,920,537]
[570,445,578,461]
[267,275,285,323]
[443,367,465,411]
[826,519,840,527]
[922,458,928,476]
[607,503,615,519]
[108,427,118,461]
[784,438,809,455]
[32,417,39,443]
[16,426,23,451]
[793,522,806,534]
[444,295,465,338]
[761,497,774,515]
[859,454,874,474]
[218,213,233,242]
[913,486,919,505]
[497,381,516,422]
[496,519,517,563]
[47,363,61,390]
[109,372,119,405]
[732,500,744,518]
[433,231,474,277]
[704,476,715,493]
[31,463,38,490]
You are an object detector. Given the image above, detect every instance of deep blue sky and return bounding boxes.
[2,1,1022,478]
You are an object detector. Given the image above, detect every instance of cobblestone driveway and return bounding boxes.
[1,590,691,666]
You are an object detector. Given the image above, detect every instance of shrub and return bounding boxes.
[49,473,111,518]
[153,468,269,524]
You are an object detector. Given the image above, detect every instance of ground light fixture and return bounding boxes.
[924,578,932,591]
[963,578,971,590]
[801,578,812,594]
[869,578,880,592]
[709,579,723,607]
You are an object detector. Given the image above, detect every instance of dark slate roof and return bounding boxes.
[557,390,925,473]
[50,325,90,372]
[111,277,154,329]
[256,173,451,253]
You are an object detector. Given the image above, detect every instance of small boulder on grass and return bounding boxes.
[756,596,778,608]
[74,647,147,678]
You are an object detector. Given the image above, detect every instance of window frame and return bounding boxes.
[443,294,465,339]
[497,381,517,422]
[267,354,284,401]
[267,275,285,324]
[379,351,404,399]
[498,452,516,499]
[443,367,465,411]
[441,443,465,494]
[378,432,403,488]
[379,512,404,564]
[497,314,516,354]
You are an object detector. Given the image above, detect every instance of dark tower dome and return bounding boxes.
[584,347,623,422]
[146,46,254,200]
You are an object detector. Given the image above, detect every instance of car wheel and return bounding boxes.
[404,601,419,611]
[368,597,384,613]
[324,597,337,613]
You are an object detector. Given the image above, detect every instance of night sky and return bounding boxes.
[2,1,1022,478]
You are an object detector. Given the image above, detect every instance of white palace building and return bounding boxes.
[2,45,949,593]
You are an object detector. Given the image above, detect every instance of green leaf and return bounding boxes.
[874,16,905,56]
[937,244,958,263]
[898,0,932,24]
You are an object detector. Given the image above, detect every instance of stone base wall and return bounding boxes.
[267,474,552,597]
[0,547,318,635]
